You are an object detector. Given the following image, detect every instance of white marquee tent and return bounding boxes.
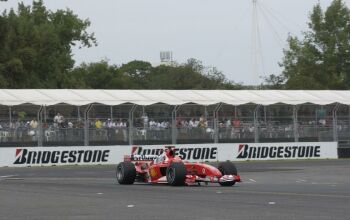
[0,89,350,106]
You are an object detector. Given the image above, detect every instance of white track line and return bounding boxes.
[0,175,17,178]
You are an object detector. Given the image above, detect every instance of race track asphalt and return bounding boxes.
[1,160,350,220]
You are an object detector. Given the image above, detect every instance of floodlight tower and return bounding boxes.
[160,51,173,65]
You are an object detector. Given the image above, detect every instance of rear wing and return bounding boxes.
[124,154,158,162]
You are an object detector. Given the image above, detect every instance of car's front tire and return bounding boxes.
[166,162,186,186]
[116,162,136,184]
[218,161,238,186]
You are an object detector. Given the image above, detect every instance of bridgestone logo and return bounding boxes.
[131,146,217,160]
[237,144,321,159]
[14,149,110,165]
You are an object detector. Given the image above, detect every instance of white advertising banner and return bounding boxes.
[0,142,338,167]
[128,144,233,162]
[0,146,129,167]
[232,142,338,161]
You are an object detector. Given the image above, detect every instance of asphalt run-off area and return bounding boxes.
[1,160,350,220]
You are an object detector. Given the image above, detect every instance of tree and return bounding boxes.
[147,64,204,89]
[262,74,286,89]
[68,60,116,89]
[145,59,241,89]
[0,0,96,88]
[279,0,350,89]
[117,60,152,89]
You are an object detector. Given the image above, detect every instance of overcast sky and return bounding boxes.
[2,0,350,85]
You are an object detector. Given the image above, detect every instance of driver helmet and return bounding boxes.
[164,147,175,158]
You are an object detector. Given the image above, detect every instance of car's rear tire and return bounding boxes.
[116,162,136,184]
[218,161,238,186]
[166,162,186,186]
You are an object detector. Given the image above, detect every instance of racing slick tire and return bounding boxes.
[166,162,186,186]
[116,162,136,185]
[218,161,238,187]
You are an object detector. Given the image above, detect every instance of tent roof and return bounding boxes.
[0,89,349,106]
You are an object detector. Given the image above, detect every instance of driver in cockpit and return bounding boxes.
[153,147,175,164]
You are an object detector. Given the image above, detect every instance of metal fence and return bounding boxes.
[0,103,349,146]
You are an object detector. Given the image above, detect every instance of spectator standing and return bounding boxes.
[95,119,102,129]
[53,113,59,128]
[120,119,127,142]
[225,119,231,128]
[30,118,38,129]
[199,115,206,128]
[189,118,196,128]
[104,119,115,140]
[141,113,149,129]
[93,119,103,140]
[232,118,241,128]
[54,113,65,128]
[68,121,73,128]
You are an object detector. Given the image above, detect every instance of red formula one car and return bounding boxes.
[116,147,241,186]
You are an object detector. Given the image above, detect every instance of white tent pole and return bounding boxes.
[254,105,261,143]
[172,105,181,145]
[8,106,12,126]
[110,106,113,121]
[213,103,223,143]
[332,103,340,142]
[84,104,93,146]
[293,105,299,142]
[77,106,81,121]
[128,105,137,145]
[37,105,44,147]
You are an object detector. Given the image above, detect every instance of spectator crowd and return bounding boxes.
[1,107,350,145]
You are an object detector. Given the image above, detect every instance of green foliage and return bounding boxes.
[117,60,153,89]
[68,59,241,89]
[262,74,286,89]
[70,60,115,89]
[144,59,240,89]
[278,0,350,89]
[0,0,96,88]
[17,111,26,121]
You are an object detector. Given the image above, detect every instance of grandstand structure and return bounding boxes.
[0,90,349,149]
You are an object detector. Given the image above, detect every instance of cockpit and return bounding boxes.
[153,148,175,164]
[154,153,167,164]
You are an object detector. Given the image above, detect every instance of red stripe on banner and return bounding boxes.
[131,146,137,155]
[16,149,22,157]
[239,144,245,152]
